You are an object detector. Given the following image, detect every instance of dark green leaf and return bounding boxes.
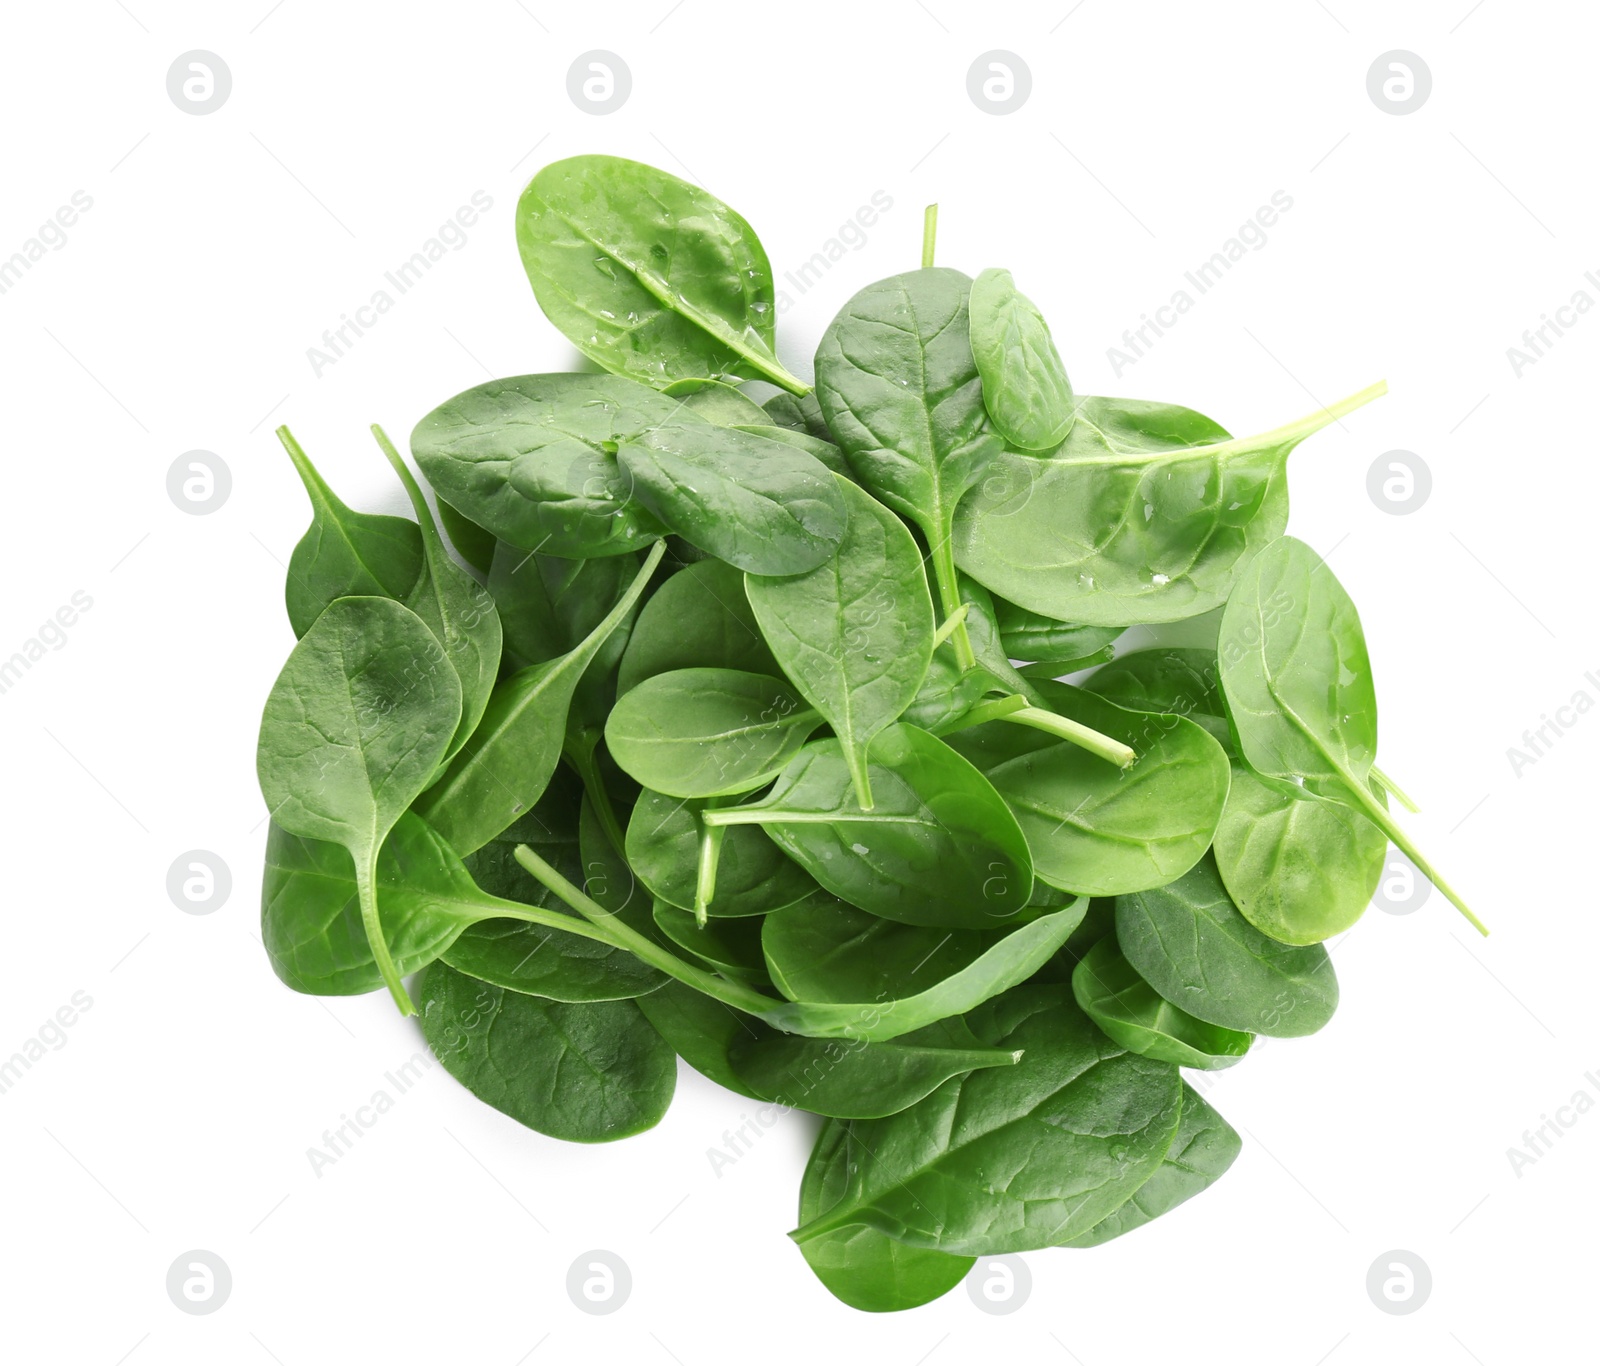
[747,477,935,807]
[730,1016,1021,1119]
[605,667,820,798]
[764,390,834,442]
[634,981,770,1100]
[617,557,779,695]
[735,424,852,477]
[789,985,1182,1253]
[436,498,497,577]
[376,427,502,763]
[415,543,663,856]
[815,267,1004,662]
[278,428,422,637]
[442,916,665,1002]
[1115,854,1338,1038]
[257,596,462,1011]
[262,812,482,996]
[411,373,674,557]
[969,268,1075,452]
[516,154,807,393]
[762,895,1016,1004]
[706,724,1034,929]
[419,963,675,1141]
[618,419,847,575]
[953,384,1385,625]
[1072,935,1252,1069]
[1218,535,1484,934]
[1060,1083,1241,1248]
[985,684,1230,895]
[652,901,771,986]
[796,1121,973,1312]
[626,787,817,918]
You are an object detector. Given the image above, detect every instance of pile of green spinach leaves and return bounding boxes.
[256,154,1486,1313]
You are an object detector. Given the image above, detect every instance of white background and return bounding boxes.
[0,1,1593,1362]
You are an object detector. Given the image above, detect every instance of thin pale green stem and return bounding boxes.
[927,529,976,669]
[472,897,622,948]
[356,855,415,1016]
[844,750,875,812]
[694,820,725,926]
[1370,764,1420,814]
[935,692,1030,736]
[1348,785,1488,936]
[921,204,938,268]
[513,845,782,1013]
[1000,706,1137,769]
[931,603,970,651]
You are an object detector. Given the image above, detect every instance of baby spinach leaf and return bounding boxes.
[703,724,1034,929]
[618,419,847,574]
[663,377,774,425]
[1071,935,1252,1070]
[418,963,675,1142]
[261,812,483,997]
[262,777,639,1001]
[1082,644,1383,942]
[485,539,643,845]
[1218,534,1486,934]
[488,541,642,674]
[617,557,779,694]
[968,268,1075,452]
[730,1016,1021,1119]
[797,1120,974,1312]
[986,685,1230,895]
[277,426,423,637]
[1115,854,1338,1038]
[257,596,462,1013]
[952,382,1386,626]
[436,498,497,578]
[758,898,1086,1042]
[516,153,808,394]
[735,424,852,477]
[626,787,817,918]
[994,600,1123,670]
[411,373,675,557]
[1220,536,1376,787]
[815,267,1005,668]
[651,901,771,986]
[605,667,820,799]
[1060,1083,1241,1248]
[764,390,834,442]
[761,894,1016,1004]
[1084,647,1228,737]
[1213,766,1388,945]
[747,476,936,808]
[790,985,1183,1253]
[633,981,770,1100]
[373,425,502,764]
[416,541,664,856]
